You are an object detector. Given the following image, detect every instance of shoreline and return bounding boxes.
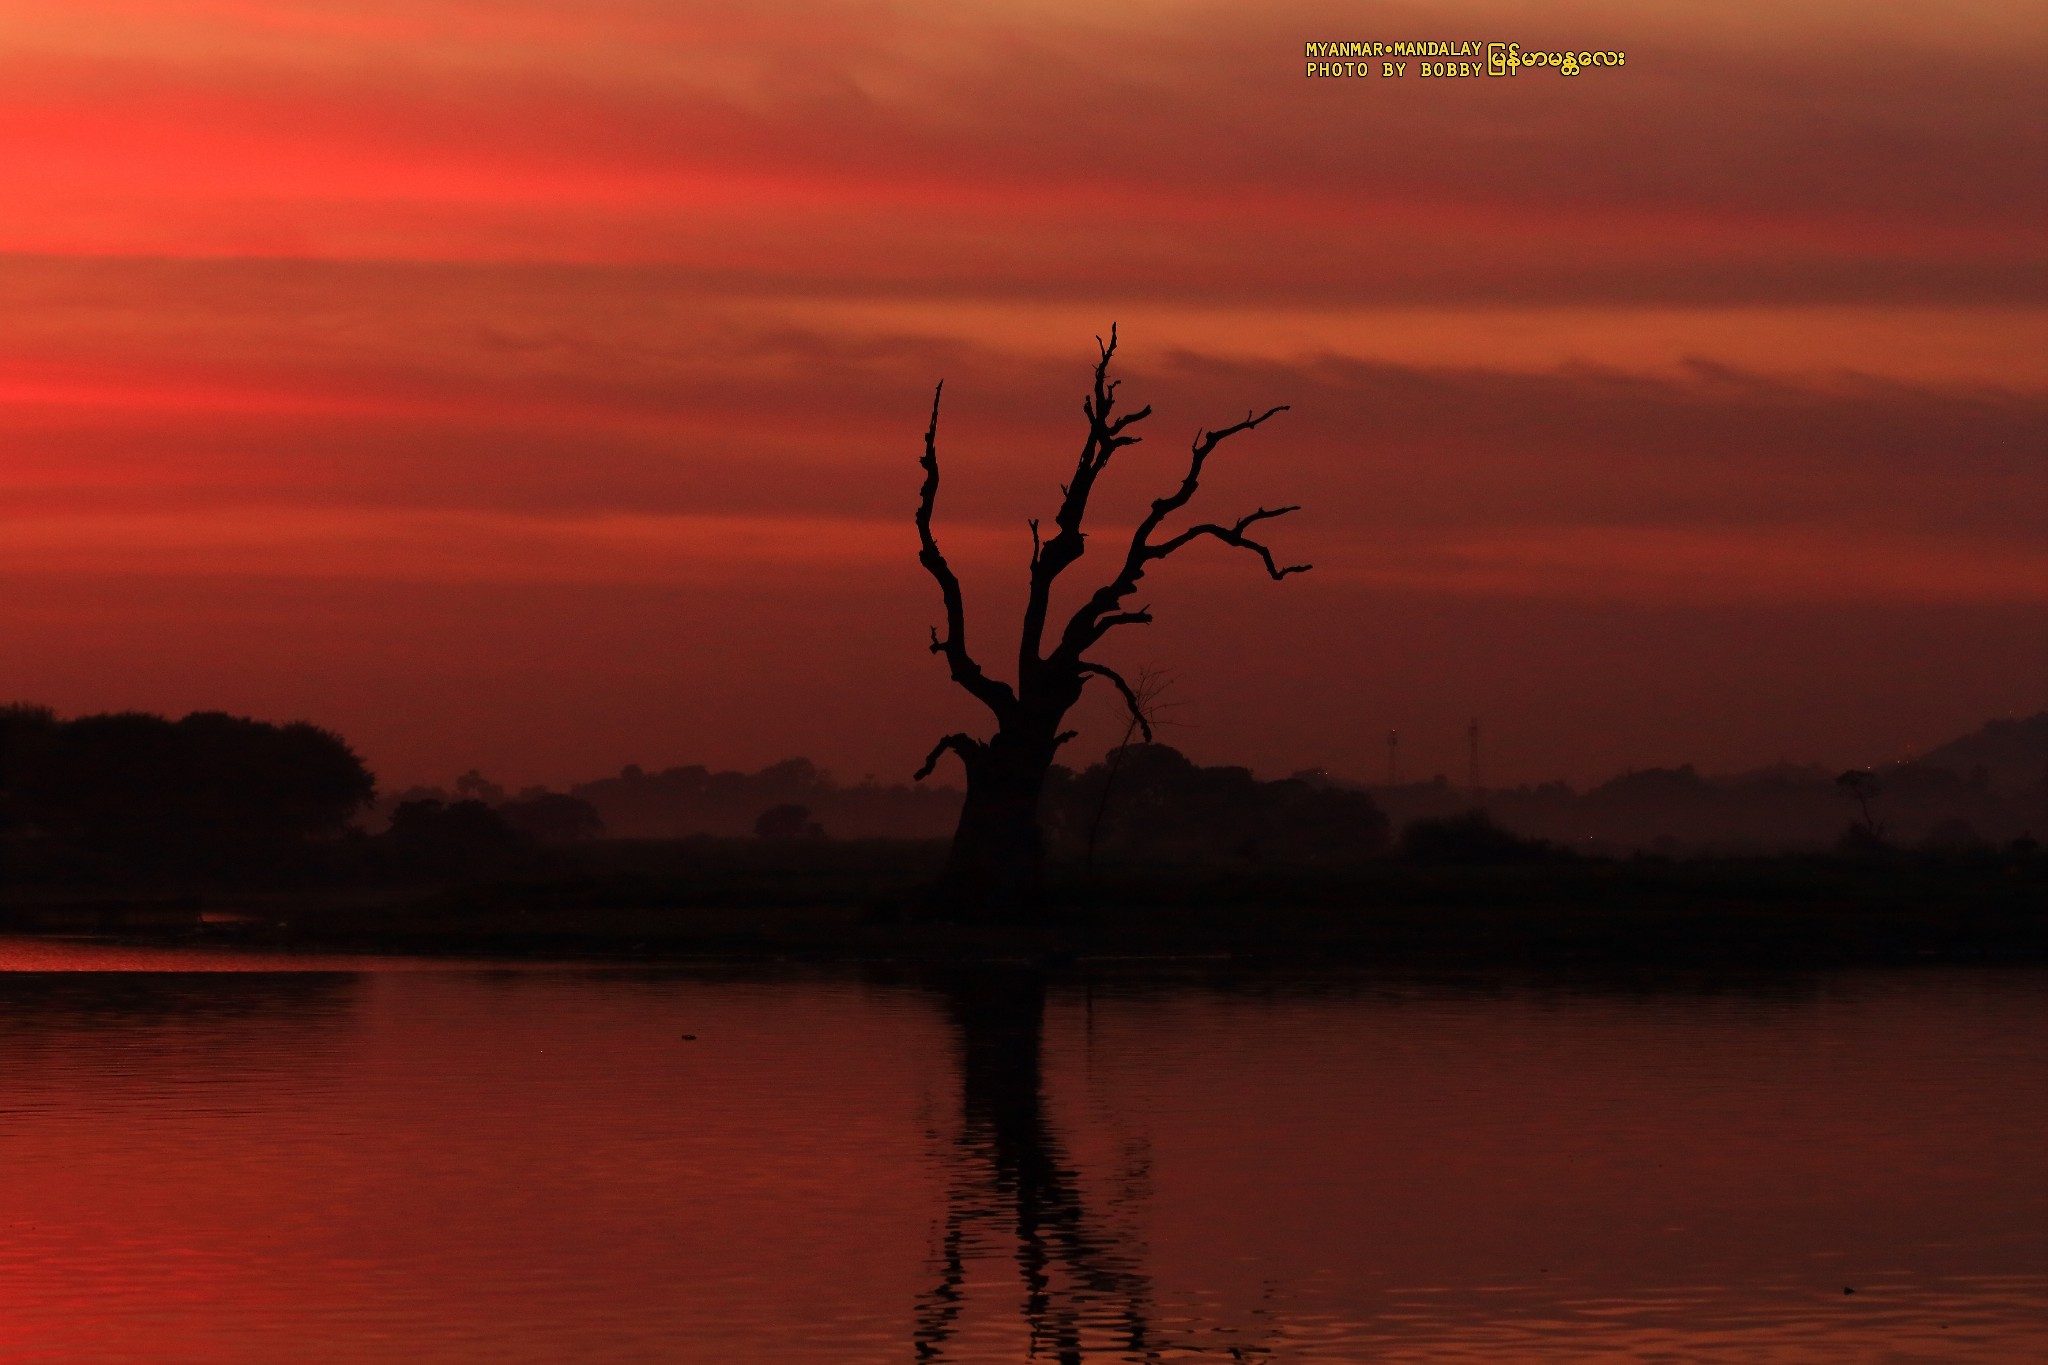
[4,901,2040,973]
[4,847,2040,970]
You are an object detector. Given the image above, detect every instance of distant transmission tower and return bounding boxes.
[1386,729,1399,786]
[1467,717,1480,792]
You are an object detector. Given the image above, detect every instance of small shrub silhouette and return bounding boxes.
[1400,810,1549,865]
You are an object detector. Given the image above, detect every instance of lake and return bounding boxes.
[0,938,2041,1362]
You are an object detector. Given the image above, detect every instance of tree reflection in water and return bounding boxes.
[912,965,1161,1363]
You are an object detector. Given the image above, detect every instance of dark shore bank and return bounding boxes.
[3,840,2041,969]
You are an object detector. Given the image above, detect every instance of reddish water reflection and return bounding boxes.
[0,942,2039,1362]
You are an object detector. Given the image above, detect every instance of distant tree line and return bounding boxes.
[393,746,1398,865]
[7,699,2033,892]
[1044,744,1389,864]
[381,757,959,842]
[1362,752,2042,857]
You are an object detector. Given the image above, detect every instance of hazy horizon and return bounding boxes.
[17,699,2037,803]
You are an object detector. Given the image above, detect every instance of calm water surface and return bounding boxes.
[0,938,2041,1363]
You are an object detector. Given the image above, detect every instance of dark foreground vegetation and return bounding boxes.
[3,703,2041,968]
[2,830,2040,969]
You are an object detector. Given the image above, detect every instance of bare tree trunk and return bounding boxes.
[937,730,1059,919]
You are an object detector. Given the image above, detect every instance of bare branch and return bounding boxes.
[1019,323,1152,681]
[1077,662,1153,742]
[917,382,1018,718]
[1092,609,1154,636]
[1052,403,1299,660]
[1147,506,1312,579]
[915,732,981,782]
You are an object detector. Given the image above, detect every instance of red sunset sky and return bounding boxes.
[1,0,2042,791]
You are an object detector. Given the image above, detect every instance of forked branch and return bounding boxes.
[1018,325,1153,680]
[1148,505,1312,581]
[915,732,983,782]
[1053,404,1306,660]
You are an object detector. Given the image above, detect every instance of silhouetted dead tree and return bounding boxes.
[913,327,1308,918]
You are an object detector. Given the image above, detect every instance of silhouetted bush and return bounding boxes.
[1400,810,1552,865]
[1919,817,1986,852]
[382,799,531,876]
[1834,821,1893,857]
[754,803,825,841]
[1,705,373,880]
[498,792,605,843]
[0,704,61,837]
[1045,744,1388,863]
[564,757,957,838]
